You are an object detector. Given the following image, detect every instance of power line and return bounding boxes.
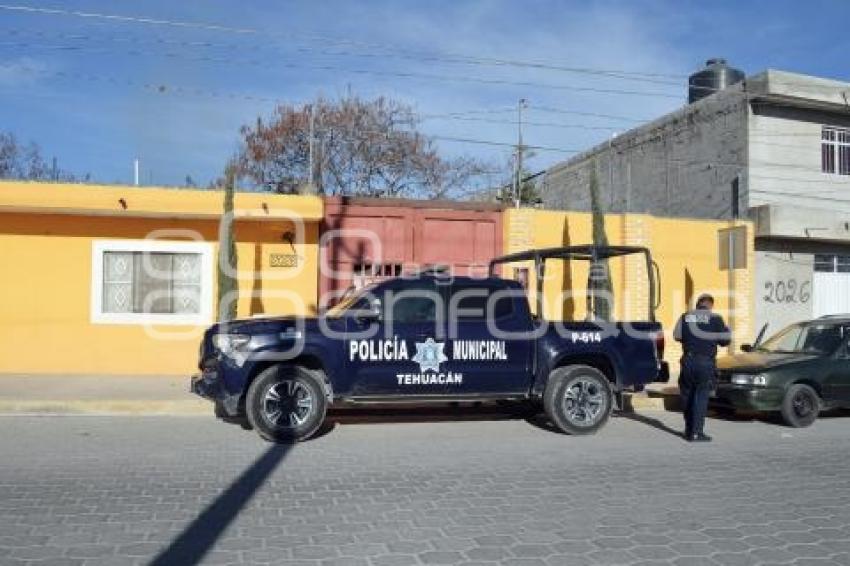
[529,105,651,123]
[0,4,689,84]
[429,135,580,153]
[420,115,622,131]
[10,63,850,175]
[7,6,850,101]
[420,106,651,125]
[0,26,685,88]
[0,65,593,155]
[419,108,517,119]
[0,39,685,99]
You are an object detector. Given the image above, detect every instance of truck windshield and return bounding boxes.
[324,284,379,317]
[758,323,846,355]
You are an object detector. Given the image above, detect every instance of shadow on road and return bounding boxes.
[149,443,292,566]
[619,411,684,439]
[326,403,538,426]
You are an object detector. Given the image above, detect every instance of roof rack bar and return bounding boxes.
[489,245,657,322]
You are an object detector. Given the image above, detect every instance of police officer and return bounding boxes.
[673,294,731,442]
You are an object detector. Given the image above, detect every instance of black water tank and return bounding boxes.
[688,58,745,103]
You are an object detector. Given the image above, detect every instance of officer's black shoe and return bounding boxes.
[690,433,712,442]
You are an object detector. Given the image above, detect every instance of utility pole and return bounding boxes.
[308,104,315,192]
[133,158,140,186]
[608,133,617,209]
[513,98,528,208]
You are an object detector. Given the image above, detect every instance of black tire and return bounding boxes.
[780,384,820,428]
[543,365,613,435]
[246,365,328,443]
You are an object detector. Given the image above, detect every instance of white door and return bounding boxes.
[813,272,850,317]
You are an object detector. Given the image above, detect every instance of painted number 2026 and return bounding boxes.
[763,279,810,304]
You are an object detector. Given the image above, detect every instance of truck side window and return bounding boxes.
[451,283,513,320]
[384,282,438,323]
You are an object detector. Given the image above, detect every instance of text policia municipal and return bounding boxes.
[349,337,508,386]
[348,338,508,363]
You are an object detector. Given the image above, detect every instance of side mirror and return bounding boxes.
[740,344,753,353]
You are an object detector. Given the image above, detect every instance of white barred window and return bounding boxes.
[822,126,850,175]
[92,241,213,324]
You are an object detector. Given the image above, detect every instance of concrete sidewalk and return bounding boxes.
[0,374,209,415]
[0,373,679,415]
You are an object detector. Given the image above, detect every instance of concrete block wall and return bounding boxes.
[539,89,748,220]
[749,104,850,214]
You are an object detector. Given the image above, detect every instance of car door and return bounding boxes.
[442,280,532,396]
[345,279,443,397]
[825,325,850,404]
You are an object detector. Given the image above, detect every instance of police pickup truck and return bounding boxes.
[192,246,667,442]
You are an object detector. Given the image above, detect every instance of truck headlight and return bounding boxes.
[212,333,251,354]
[731,373,767,386]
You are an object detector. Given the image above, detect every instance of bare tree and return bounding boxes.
[235,95,489,199]
[0,131,77,181]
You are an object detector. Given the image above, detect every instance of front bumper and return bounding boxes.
[712,384,785,411]
[190,368,222,401]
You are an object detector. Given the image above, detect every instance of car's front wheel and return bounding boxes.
[246,365,327,443]
[780,383,820,428]
[543,365,613,435]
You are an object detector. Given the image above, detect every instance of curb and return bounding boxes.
[622,392,680,412]
[0,399,210,416]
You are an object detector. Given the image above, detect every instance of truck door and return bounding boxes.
[443,281,532,396]
[345,279,443,396]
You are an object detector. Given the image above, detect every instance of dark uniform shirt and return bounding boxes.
[673,308,731,358]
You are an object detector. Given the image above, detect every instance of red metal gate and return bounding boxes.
[319,197,503,306]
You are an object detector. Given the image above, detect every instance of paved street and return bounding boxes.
[3,410,850,566]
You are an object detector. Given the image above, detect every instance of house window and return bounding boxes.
[814,254,850,273]
[91,240,214,324]
[821,126,850,175]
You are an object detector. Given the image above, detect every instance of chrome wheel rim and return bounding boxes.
[563,377,607,426]
[262,380,314,427]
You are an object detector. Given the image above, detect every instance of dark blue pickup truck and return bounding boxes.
[192,246,667,442]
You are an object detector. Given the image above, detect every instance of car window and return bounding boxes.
[801,325,843,354]
[450,282,513,321]
[761,324,803,353]
[760,323,844,355]
[384,281,439,323]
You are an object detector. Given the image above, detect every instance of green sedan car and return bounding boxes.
[714,316,850,427]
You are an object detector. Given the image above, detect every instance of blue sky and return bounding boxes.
[0,0,848,188]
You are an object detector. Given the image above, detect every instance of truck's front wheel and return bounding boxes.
[246,365,327,443]
[544,365,613,435]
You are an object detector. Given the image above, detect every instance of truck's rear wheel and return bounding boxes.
[246,365,327,443]
[544,365,613,435]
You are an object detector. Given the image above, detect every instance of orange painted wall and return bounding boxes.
[0,213,319,375]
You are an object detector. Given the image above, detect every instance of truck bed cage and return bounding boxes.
[488,245,659,322]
